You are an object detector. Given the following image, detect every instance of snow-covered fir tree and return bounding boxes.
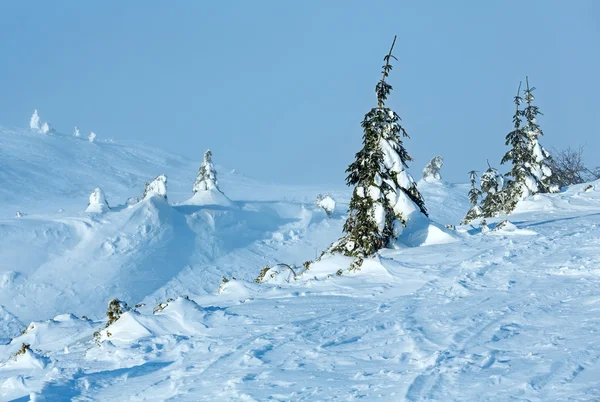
[30,110,41,130]
[422,155,443,181]
[143,174,168,200]
[88,132,96,143]
[462,170,482,224]
[332,36,428,258]
[501,78,557,212]
[193,149,220,193]
[479,164,509,218]
[73,126,81,137]
[85,188,110,213]
[40,122,51,135]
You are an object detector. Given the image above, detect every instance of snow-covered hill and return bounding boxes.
[2,125,600,400]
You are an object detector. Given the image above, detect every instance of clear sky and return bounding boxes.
[1,1,598,185]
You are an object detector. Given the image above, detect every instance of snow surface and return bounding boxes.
[2,125,600,400]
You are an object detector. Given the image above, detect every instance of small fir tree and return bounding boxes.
[73,126,81,137]
[332,36,428,258]
[479,164,509,218]
[30,110,41,130]
[143,174,168,200]
[193,149,221,193]
[462,170,482,224]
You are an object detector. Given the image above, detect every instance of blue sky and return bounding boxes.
[1,1,598,185]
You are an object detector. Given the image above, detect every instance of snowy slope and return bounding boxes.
[2,125,600,400]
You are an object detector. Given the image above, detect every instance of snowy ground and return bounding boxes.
[1,126,600,400]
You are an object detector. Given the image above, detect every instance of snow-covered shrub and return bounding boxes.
[30,110,41,130]
[93,298,131,343]
[422,155,443,181]
[315,194,336,217]
[85,188,110,213]
[88,132,97,143]
[40,122,52,134]
[143,174,168,200]
[15,211,26,218]
[73,126,81,137]
[193,149,220,193]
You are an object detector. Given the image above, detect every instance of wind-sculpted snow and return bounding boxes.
[2,127,600,400]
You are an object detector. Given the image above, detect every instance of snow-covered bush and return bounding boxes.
[30,110,41,130]
[40,122,52,134]
[93,298,131,343]
[143,174,168,200]
[462,170,482,224]
[73,126,81,137]
[15,211,26,218]
[193,149,220,193]
[422,155,443,181]
[88,132,97,143]
[85,188,110,213]
[315,194,336,217]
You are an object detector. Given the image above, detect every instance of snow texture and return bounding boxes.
[1,125,600,400]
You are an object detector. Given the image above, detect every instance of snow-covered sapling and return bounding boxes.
[88,132,97,143]
[41,122,52,134]
[479,164,509,218]
[143,174,168,200]
[93,298,131,343]
[462,170,482,224]
[193,149,221,193]
[85,188,110,213]
[315,194,336,217]
[331,35,428,258]
[30,110,41,130]
[73,126,81,137]
[422,155,443,182]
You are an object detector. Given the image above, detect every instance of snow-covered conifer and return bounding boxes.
[315,194,336,217]
[479,165,509,218]
[462,170,482,224]
[88,132,96,143]
[501,78,557,210]
[422,155,443,182]
[193,149,220,193]
[85,188,110,213]
[30,110,41,130]
[73,126,80,137]
[143,174,168,200]
[332,36,428,257]
[40,122,51,134]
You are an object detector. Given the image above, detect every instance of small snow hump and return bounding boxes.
[143,174,168,200]
[85,188,110,213]
[422,155,443,182]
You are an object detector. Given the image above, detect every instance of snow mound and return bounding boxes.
[95,297,229,345]
[398,215,458,247]
[0,347,49,371]
[183,189,235,208]
[2,314,96,355]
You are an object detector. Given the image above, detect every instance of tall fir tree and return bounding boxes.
[332,36,427,258]
[462,170,482,224]
[501,78,557,213]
